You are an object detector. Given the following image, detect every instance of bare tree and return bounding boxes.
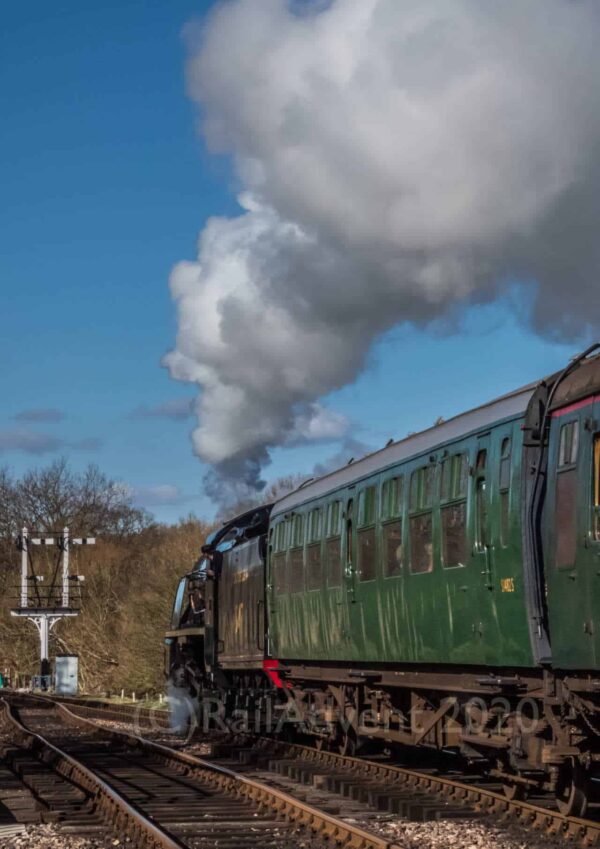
[0,459,214,692]
[4,458,150,536]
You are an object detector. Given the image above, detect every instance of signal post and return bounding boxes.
[11,527,93,687]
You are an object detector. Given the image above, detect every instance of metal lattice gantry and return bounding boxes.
[10,526,95,683]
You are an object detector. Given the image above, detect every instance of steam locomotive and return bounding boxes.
[166,344,600,815]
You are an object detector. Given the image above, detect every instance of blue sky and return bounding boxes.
[0,1,581,523]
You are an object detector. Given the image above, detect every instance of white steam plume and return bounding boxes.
[164,0,600,504]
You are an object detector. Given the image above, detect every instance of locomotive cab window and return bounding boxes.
[382,476,403,577]
[409,465,434,574]
[440,453,468,568]
[555,419,580,569]
[171,577,187,628]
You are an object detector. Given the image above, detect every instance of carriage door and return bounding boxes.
[546,407,594,667]
[471,434,496,655]
[488,425,533,666]
[344,498,356,602]
[349,484,379,660]
[473,435,492,591]
[588,400,600,665]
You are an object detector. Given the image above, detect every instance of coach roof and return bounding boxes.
[272,380,538,517]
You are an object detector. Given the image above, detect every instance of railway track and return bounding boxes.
[6,692,600,846]
[29,692,172,728]
[0,694,403,848]
[40,692,600,846]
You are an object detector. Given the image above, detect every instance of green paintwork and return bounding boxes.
[219,537,264,668]
[545,397,600,670]
[268,415,534,668]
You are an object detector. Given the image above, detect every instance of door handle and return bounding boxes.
[482,545,493,590]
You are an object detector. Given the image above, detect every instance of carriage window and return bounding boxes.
[409,465,435,573]
[556,422,579,568]
[476,478,488,552]
[499,437,511,547]
[358,486,377,526]
[292,514,305,547]
[282,517,293,553]
[593,436,600,542]
[410,465,435,511]
[559,421,579,467]
[358,527,376,581]
[272,552,288,595]
[440,453,467,568]
[288,547,304,592]
[383,521,403,576]
[272,521,284,552]
[326,501,341,537]
[346,499,354,568]
[306,543,322,590]
[326,537,342,587]
[556,470,577,567]
[474,449,488,553]
[441,454,468,501]
[382,476,403,519]
[287,513,305,592]
[441,502,467,568]
[308,508,321,542]
[409,513,433,573]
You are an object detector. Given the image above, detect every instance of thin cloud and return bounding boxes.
[13,408,65,423]
[0,429,103,456]
[131,484,188,507]
[0,429,64,455]
[129,398,194,421]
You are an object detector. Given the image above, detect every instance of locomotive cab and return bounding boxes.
[165,503,273,711]
[164,559,208,691]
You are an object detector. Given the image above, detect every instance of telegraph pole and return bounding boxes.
[11,527,94,688]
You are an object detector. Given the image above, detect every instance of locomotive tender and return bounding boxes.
[166,345,600,815]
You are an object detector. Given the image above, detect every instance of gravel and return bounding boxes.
[371,813,566,849]
[1,824,122,849]
[5,714,569,849]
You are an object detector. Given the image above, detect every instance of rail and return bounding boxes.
[2,693,403,849]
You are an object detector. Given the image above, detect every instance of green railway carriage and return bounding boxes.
[166,345,600,815]
[263,347,600,812]
[268,385,532,669]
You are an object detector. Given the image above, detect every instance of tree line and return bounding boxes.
[0,460,303,694]
[0,460,212,694]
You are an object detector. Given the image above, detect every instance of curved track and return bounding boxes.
[1,694,401,849]
[26,692,600,846]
